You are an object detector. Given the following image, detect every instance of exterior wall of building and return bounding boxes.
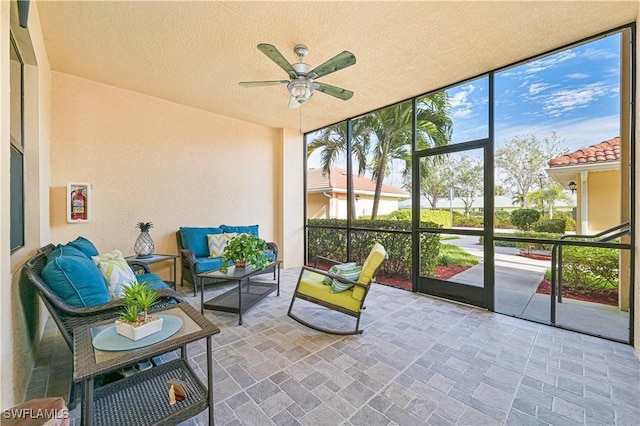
[2,0,52,408]
[587,170,621,234]
[49,72,281,269]
[307,193,330,219]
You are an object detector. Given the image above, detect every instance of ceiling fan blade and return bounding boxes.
[308,51,356,79]
[288,95,303,109]
[315,82,354,100]
[257,44,298,79]
[239,80,289,87]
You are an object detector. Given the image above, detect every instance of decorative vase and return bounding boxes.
[134,231,154,258]
[234,259,247,268]
[115,316,163,341]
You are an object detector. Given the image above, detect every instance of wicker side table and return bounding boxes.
[73,303,219,426]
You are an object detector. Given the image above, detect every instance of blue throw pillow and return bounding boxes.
[220,224,259,237]
[49,244,87,261]
[42,255,110,307]
[67,236,99,258]
[180,227,223,258]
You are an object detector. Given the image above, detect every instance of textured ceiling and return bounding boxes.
[37,1,638,133]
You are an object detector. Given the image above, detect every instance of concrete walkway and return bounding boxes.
[442,235,630,342]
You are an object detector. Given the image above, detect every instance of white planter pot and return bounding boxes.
[115,317,163,341]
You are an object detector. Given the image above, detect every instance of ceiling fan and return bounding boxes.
[239,44,356,109]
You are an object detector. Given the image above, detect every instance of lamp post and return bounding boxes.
[538,173,545,216]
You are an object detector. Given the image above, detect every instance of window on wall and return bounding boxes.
[10,36,25,252]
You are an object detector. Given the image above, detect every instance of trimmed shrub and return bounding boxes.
[453,212,484,227]
[380,209,451,228]
[513,231,563,253]
[510,209,540,231]
[533,219,566,234]
[494,211,513,229]
[307,219,441,277]
[420,210,451,228]
[554,212,576,231]
[562,245,619,293]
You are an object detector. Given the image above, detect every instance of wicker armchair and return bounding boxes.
[176,231,279,296]
[24,244,184,407]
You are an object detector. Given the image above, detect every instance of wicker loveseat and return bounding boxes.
[24,242,183,406]
[177,225,279,296]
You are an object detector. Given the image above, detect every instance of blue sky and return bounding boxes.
[449,32,620,152]
[308,31,622,188]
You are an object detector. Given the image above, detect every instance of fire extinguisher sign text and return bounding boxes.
[66,183,91,223]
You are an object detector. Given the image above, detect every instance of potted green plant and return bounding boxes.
[115,280,162,340]
[220,233,269,272]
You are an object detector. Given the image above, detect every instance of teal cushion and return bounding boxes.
[49,244,87,260]
[136,273,171,291]
[180,227,223,258]
[194,257,227,273]
[220,224,259,237]
[264,251,276,261]
[67,236,99,258]
[41,255,110,307]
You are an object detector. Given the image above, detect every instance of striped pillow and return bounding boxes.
[207,233,237,258]
[322,262,358,285]
[327,263,363,293]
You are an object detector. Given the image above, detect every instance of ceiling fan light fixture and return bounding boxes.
[288,80,314,104]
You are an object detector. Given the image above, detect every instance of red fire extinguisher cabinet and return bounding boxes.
[66,182,92,223]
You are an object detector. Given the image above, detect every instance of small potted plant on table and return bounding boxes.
[115,281,163,340]
[220,233,269,272]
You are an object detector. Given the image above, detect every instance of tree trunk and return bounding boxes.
[371,140,390,220]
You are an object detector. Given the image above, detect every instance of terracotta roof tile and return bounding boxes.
[548,136,620,167]
[307,166,409,196]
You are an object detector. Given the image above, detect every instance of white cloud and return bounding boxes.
[495,115,619,152]
[567,73,589,79]
[528,82,549,95]
[582,47,618,61]
[542,82,615,116]
[523,50,577,75]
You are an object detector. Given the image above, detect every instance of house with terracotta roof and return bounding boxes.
[547,136,631,312]
[546,136,627,235]
[307,167,409,219]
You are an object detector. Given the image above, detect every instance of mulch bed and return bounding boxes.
[314,260,471,291]
[536,279,618,306]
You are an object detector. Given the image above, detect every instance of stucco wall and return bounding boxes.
[49,72,281,281]
[2,0,52,408]
[587,170,621,234]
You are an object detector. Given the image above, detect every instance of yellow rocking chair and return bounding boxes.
[287,243,387,335]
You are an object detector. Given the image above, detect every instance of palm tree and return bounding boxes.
[307,92,452,220]
[527,183,574,218]
[307,121,370,218]
[362,93,452,219]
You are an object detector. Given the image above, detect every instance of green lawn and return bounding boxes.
[438,244,481,266]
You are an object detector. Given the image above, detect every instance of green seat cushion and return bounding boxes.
[180,227,223,258]
[297,271,361,312]
[220,224,259,237]
[41,254,110,307]
[66,236,99,258]
[353,243,387,301]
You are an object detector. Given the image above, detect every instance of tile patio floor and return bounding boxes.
[26,267,640,425]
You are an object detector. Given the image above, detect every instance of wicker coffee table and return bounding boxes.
[73,302,219,426]
[197,261,282,325]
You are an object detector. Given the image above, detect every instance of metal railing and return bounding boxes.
[549,222,630,322]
